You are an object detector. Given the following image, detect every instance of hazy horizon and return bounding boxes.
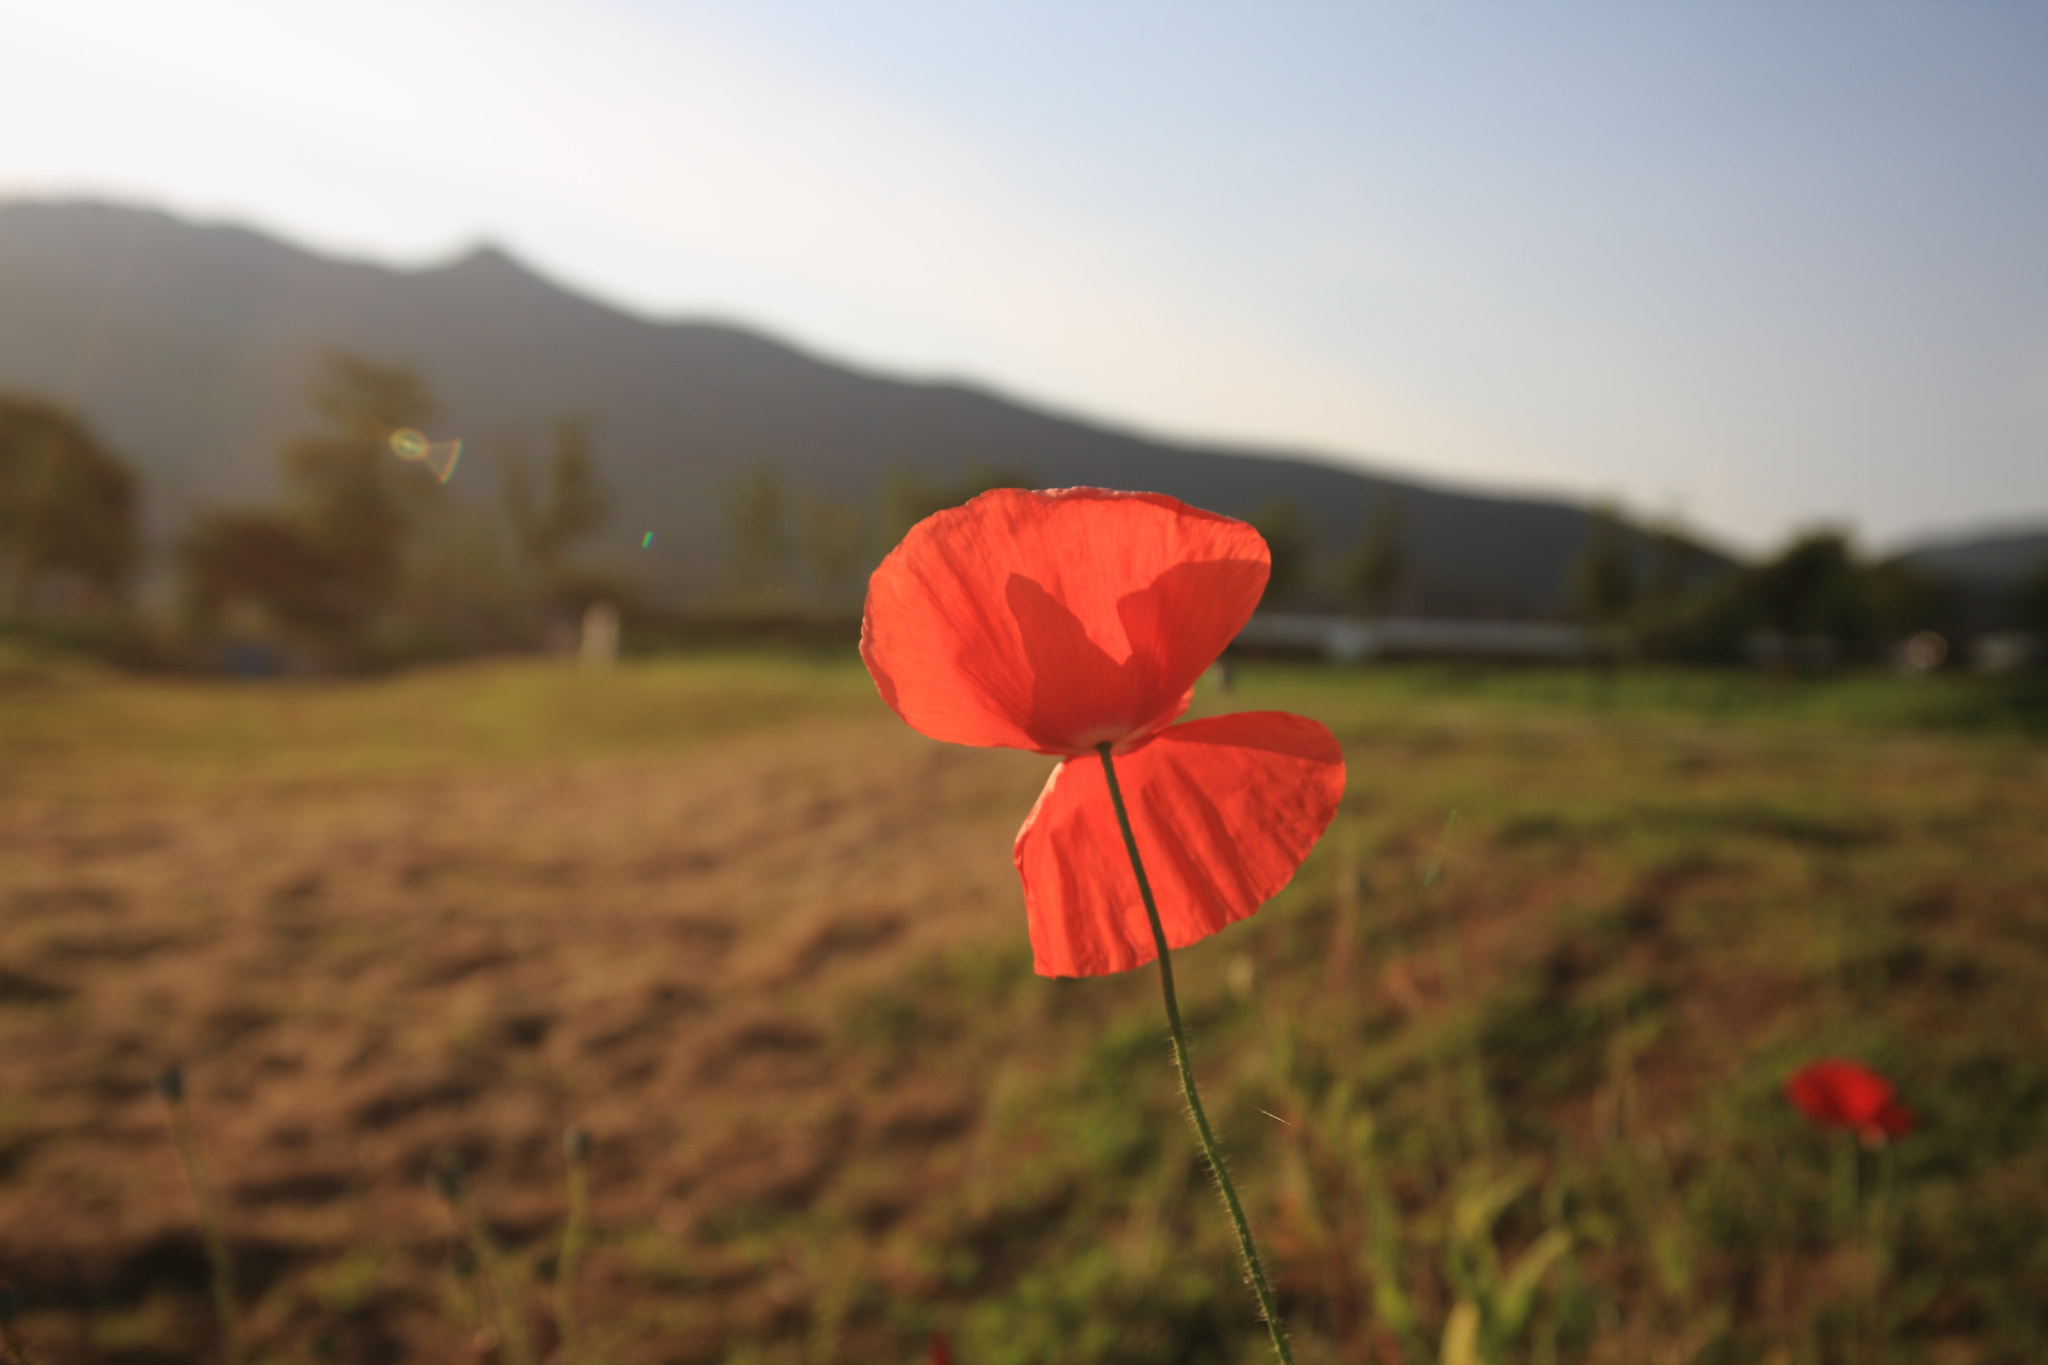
[3,0,2045,552]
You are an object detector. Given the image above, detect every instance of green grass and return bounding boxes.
[827,659,2048,1364]
[2,651,2044,1364]
[0,651,881,785]
[1232,657,2048,734]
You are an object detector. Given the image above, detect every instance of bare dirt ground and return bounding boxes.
[3,658,2046,1364]
[0,663,1053,1362]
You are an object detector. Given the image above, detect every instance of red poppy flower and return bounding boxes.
[861,487,1345,977]
[1786,1058,1915,1142]
[928,1332,953,1365]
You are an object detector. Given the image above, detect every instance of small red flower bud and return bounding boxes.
[1786,1058,1914,1143]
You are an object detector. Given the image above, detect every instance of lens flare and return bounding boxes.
[641,531,654,548]
[388,427,463,484]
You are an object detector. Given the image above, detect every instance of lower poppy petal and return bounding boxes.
[1013,712,1345,977]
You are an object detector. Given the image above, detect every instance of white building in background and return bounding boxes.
[1235,614,2045,672]
[1971,632,2038,673]
[578,600,620,669]
[1233,614,1594,664]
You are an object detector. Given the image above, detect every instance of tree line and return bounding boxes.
[4,354,2047,670]
[2,352,614,669]
[708,462,1037,619]
[0,351,1038,668]
[1572,511,2014,665]
[1238,494,2048,665]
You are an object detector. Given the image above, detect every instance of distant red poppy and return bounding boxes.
[862,487,1344,977]
[928,1331,953,1365]
[1786,1058,1915,1142]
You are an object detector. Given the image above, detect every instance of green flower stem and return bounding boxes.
[1097,743,1294,1365]
[156,1074,240,1365]
[556,1128,592,1363]
[440,1177,537,1365]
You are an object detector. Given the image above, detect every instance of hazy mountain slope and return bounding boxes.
[1897,530,2048,587]
[0,198,1711,613]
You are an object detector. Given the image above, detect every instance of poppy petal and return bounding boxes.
[1787,1058,1901,1132]
[1013,712,1345,977]
[1874,1101,1916,1138]
[861,488,1269,755]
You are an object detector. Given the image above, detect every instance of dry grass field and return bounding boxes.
[1,649,2044,1365]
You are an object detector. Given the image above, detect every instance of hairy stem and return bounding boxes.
[1097,743,1294,1364]
[156,1072,240,1365]
[555,1128,592,1362]
[434,1164,537,1365]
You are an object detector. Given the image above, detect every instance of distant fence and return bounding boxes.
[1233,613,1593,664]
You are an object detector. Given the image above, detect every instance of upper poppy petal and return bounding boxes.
[1012,711,1345,976]
[860,488,1269,755]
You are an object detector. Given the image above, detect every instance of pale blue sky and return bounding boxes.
[2,0,2044,549]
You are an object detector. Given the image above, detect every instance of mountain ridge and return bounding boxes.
[1895,529,2048,588]
[0,196,1724,614]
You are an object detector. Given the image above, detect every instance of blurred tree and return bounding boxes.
[1647,575,1764,663]
[503,416,611,598]
[1341,497,1405,616]
[1629,522,1738,661]
[0,396,140,614]
[1642,522,1713,607]
[1638,530,1905,665]
[880,465,1036,546]
[798,494,869,605]
[1750,530,1870,642]
[724,463,791,598]
[1864,556,1956,644]
[279,352,439,642]
[1572,505,1638,628]
[179,510,343,639]
[178,352,439,659]
[398,503,534,653]
[2013,554,2048,639]
[1251,497,1313,610]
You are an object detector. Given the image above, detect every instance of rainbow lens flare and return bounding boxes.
[388,427,463,484]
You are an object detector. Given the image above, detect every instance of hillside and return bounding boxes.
[1897,529,2048,588]
[0,199,1721,616]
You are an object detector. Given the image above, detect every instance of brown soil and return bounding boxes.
[0,703,1049,1363]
